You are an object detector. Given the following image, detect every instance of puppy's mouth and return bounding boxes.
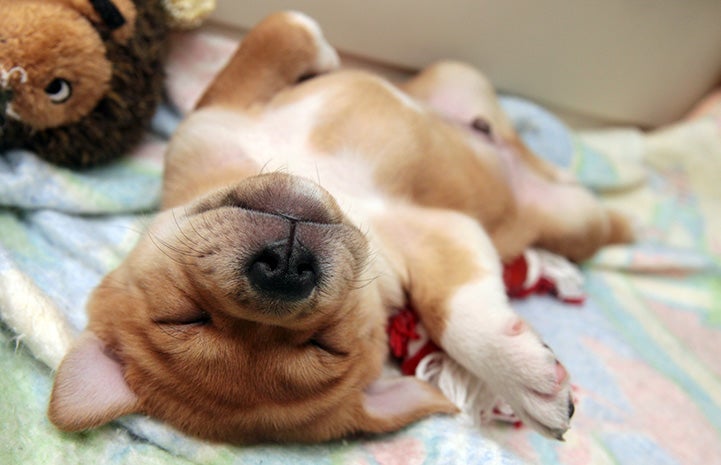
[194,172,345,225]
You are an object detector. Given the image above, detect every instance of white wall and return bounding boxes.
[211,1,721,127]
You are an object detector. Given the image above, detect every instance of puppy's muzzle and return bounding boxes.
[248,235,320,301]
[215,173,346,225]
[188,173,367,315]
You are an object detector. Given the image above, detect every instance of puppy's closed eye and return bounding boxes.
[152,305,211,327]
[152,309,211,342]
[154,312,211,327]
[305,333,348,357]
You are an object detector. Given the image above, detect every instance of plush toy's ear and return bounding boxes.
[356,377,459,434]
[52,0,138,43]
[89,0,129,30]
[48,331,140,431]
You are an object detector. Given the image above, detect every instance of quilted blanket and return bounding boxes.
[1,30,720,465]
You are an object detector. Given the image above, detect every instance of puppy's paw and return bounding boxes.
[491,319,575,439]
[606,208,637,245]
[286,11,340,75]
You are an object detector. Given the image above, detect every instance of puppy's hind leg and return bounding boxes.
[402,61,634,261]
[401,61,566,183]
[528,191,635,263]
[196,12,340,110]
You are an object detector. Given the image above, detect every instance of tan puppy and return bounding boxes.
[48,12,632,443]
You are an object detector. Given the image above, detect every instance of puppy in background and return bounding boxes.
[48,12,632,443]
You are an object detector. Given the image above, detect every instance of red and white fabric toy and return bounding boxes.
[502,248,585,304]
[387,248,584,428]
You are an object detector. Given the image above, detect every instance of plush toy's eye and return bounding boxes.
[45,78,73,104]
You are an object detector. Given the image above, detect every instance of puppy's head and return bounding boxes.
[49,173,455,443]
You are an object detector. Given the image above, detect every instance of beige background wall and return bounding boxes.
[210,1,721,128]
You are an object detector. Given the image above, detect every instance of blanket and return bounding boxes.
[1,29,720,465]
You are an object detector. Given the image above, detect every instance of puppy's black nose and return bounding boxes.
[247,239,319,301]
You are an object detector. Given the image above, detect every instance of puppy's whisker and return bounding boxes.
[344,274,381,291]
[184,207,213,246]
[274,165,289,175]
[258,159,272,175]
[171,210,205,255]
[315,163,322,185]
[173,212,207,257]
[160,233,203,258]
[147,230,198,267]
[126,214,155,234]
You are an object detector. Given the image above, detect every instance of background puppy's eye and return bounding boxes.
[45,78,73,104]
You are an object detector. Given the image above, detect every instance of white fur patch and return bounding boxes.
[181,93,387,223]
[441,275,512,367]
[5,104,21,122]
[1,66,27,122]
[1,66,28,87]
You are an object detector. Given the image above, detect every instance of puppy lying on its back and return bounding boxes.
[48,12,632,443]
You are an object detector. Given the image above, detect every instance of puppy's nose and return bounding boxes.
[248,239,319,301]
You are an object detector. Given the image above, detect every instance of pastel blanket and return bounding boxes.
[1,30,720,465]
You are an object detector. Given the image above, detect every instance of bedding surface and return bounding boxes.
[1,29,719,465]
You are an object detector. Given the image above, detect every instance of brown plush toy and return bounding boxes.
[0,0,169,168]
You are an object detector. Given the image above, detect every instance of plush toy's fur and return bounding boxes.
[0,0,168,168]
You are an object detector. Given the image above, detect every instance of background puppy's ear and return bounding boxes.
[48,331,139,431]
[357,377,458,433]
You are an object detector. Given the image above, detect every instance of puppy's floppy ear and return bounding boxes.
[48,331,139,431]
[357,377,459,433]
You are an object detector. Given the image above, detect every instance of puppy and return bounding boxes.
[48,12,632,443]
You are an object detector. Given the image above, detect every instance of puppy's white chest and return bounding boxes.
[189,94,387,221]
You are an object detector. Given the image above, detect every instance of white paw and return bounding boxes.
[489,321,575,439]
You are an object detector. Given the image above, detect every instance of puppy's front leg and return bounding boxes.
[196,11,339,110]
[374,207,574,439]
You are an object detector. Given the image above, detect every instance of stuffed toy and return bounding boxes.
[0,0,214,168]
